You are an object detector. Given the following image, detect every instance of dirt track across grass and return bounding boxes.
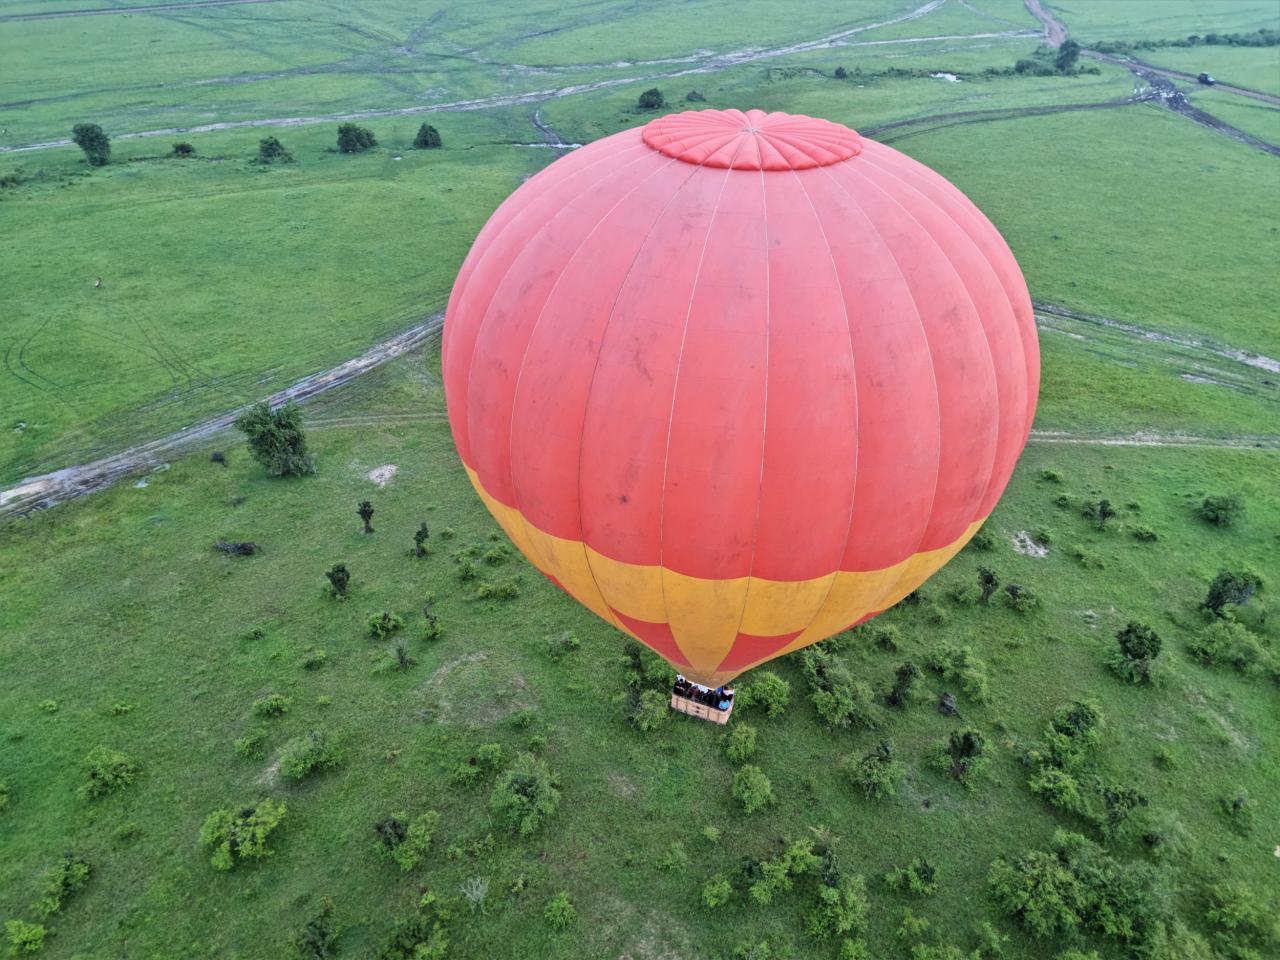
[0,0,282,22]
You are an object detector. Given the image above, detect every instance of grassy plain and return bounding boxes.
[1140,43,1280,95]
[1,0,1279,958]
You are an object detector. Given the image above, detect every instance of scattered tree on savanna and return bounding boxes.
[171,142,195,157]
[490,753,560,836]
[1203,567,1263,617]
[1081,498,1117,530]
[886,661,920,707]
[414,523,430,557]
[234,401,313,476]
[72,122,110,165]
[325,562,350,598]
[834,66,848,78]
[413,123,442,149]
[685,89,707,102]
[731,764,775,813]
[1198,494,1243,527]
[638,87,666,109]
[846,739,904,800]
[936,729,987,787]
[1108,621,1161,684]
[257,135,293,164]
[977,566,1000,603]
[200,798,287,869]
[1055,39,1082,72]
[291,898,341,960]
[337,123,377,153]
[358,500,375,534]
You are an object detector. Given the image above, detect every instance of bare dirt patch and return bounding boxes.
[417,652,534,727]
[367,464,398,487]
[1012,531,1048,557]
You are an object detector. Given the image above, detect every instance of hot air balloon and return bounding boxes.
[443,108,1039,703]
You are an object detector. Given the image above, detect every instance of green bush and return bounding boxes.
[799,645,880,728]
[72,121,110,165]
[234,401,311,474]
[0,781,8,812]
[375,810,441,871]
[544,891,577,930]
[932,730,987,788]
[886,661,920,707]
[1203,567,1264,617]
[78,746,139,800]
[884,858,938,897]
[170,141,195,158]
[5,919,46,954]
[1198,494,1243,527]
[1131,525,1159,542]
[656,840,688,873]
[256,135,294,163]
[291,897,340,960]
[1108,622,1161,684]
[379,891,452,960]
[807,874,869,942]
[253,693,292,718]
[924,642,990,703]
[846,740,904,800]
[702,874,733,909]
[628,688,670,733]
[413,123,443,149]
[1204,881,1280,958]
[732,764,774,813]
[737,671,790,717]
[1002,583,1040,614]
[368,611,404,639]
[545,630,580,661]
[725,724,757,764]
[490,752,560,836]
[474,578,520,601]
[746,838,820,904]
[200,798,287,870]
[324,563,349,598]
[1188,619,1268,672]
[968,527,995,551]
[234,727,269,759]
[336,122,376,153]
[300,648,328,670]
[637,87,666,109]
[278,730,342,781]
[32,851,91,917]
[1219,790,1255,836]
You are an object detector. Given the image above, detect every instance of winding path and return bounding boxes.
[0,0,281,22]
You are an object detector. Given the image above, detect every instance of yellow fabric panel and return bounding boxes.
[661,571,750,678]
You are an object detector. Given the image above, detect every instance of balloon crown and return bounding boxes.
[641,108,862,171]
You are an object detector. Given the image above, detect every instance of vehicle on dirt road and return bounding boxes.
[1198,72,1216,85]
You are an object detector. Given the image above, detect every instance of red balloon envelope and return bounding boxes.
[443,109,1039,686]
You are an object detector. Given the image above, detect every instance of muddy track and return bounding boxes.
[0,313,442,518]
[1027,430,1279,450]
[863,93,1151,143]
[1023,0,1280,155]
[0,0,282,22]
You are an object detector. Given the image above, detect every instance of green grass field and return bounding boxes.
[1,1,1278,958]
[1142,43,1280,95]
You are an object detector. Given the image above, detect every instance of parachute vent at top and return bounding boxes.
[443,108,1040,686]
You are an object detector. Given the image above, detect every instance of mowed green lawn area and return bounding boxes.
[1,344,1276,960]
[0,118,539,484]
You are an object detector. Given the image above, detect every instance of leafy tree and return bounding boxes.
[200,798,287,869]
[78,746,139,800]
[834,66,849,78]
[1109,622,1161,684]
[937,730,986,787]
[279,729,342,780]
[886,661,920,707]
[544,891,577,930]
[1082,499,1117,530]
[375,810,440,871]
[977,566,1000,603]
[1204,881,1280,958]
[368,610,403,639]
[1003,582,1040,613]
[702,874,733,909]
[846,739,904,800]
[5,920,46,955]
[884,858,938,897]
[72,122,110,165]
[413,123,442,149]
[379,891,452,960]
[291,897,341,960]
[32,851,91,917]
[1203,567,1263,617]
[325,562,350,598]
[1055,39,1081,71]
[725,723,757,764]
[490,753,560,836]
[737,670,790,717]
[358,500,375,534]
[807,874,870,942]
[337,122,377,153]
[637,87,666,109]
[628,687,670,732]
[234,401,313,476]
[171,142,195,157]
[413,522,430,557]
[1188,618,1267,671]
[732,764,774,813]
[800,645,880,728]
[257,135,294,163]
[1198,494,1243,527]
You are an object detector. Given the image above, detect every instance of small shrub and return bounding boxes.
[545,630,580,661]
[376,810,441,871]
[807,874,870,942]
[628,688,671,733]
[1203,567,1264,617]
[72,121,110,165]
[1039,468,1063,483]
[544,891,577,930]
[474,578,520,601]
[969,527,995,551]
[234,401,311,474]
[1188,619,1267,672]
[111,700,133,715]
[475,743,504,768]
[379,891,452,960]
[450,762,482,787]
[846,740,904,800]
[388,640,415,671]
[0,781,8,812]
[800,645,880,728]
[732,764,774,813]
[337,122,376,153]
[324,563,350,598]
[703,873,733,909]
[834,65,848,78]
[933,730,987,788]
[1131,525,1158,542]
[5,920,46,954]
[257,135,293,163]
[1204,881,1280,959]
[886,661,920,707]
[1070,546,1105,569]
[278,730,342,781]
[490,752,560,836]
[737,671,790,717]
[884,858,937,897]
[413,123,442,149]
[637,87,666,109]
[291,897,340,959]
[1108,622,1161,684]
[657,840,689,873]
[253,693,292,717]
[925,642,990,703]
[1081,499,1117,530]
[1003,583,1040,614]
[357,500,375,534]
[301,648,328,670]
[1198,494,1243,527]
[39,699,58,713]
[456,557,476,582]
[78,746,139,800]
[234,727,269,760]
[170,141,195,157]
[725,724,757,764]
[977,566,1000,603]
[1219,790,1255,836]
[865,623,900,651]
[368,611,404,639]
[32,851,91,917]
[685,89,707,101]
[747,838,820,904]
[200,798,287,869]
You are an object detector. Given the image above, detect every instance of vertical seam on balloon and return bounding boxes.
[751,166,862,663]
[815,160,944,603]
[449,139,652,463]
[570,161,707,646]
[722,161,774,671]
[655,142,750,665]
[500,154,687,632]
[853,152,1005,527]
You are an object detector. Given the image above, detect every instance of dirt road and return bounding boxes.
[0,0,281,22]
[0,313,441,517]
